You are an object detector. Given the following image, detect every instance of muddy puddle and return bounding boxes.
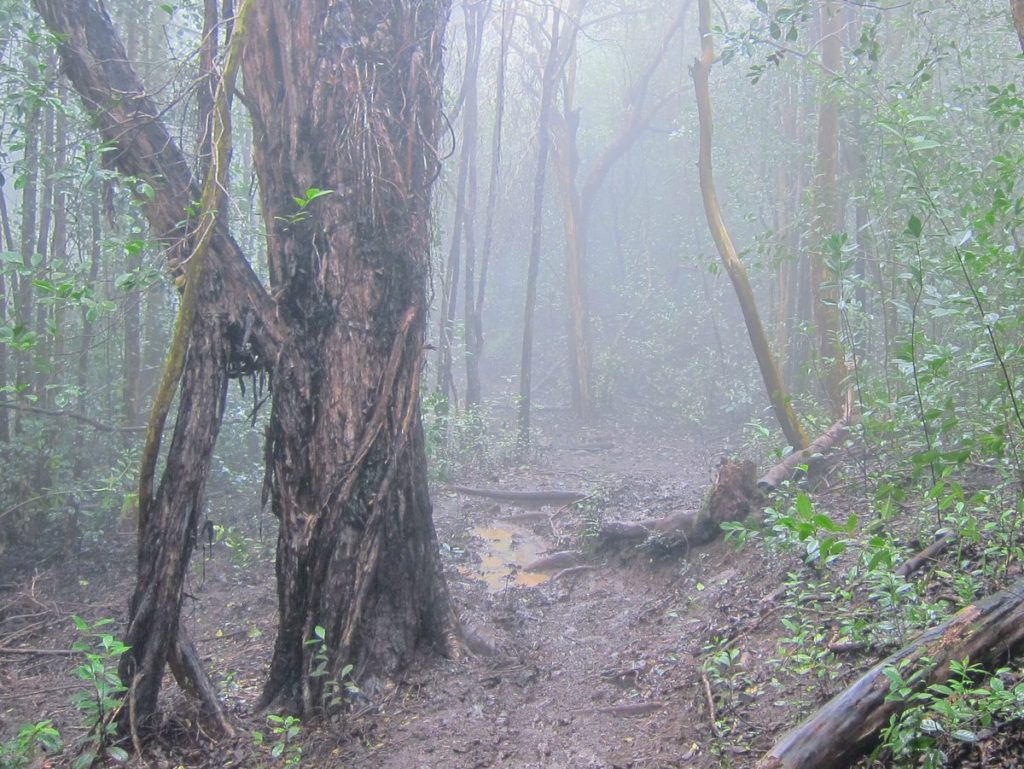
[463,522,551,592]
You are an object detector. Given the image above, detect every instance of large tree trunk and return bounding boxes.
[242,0,459,714]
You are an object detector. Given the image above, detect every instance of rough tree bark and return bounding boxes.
[690,0,809,450]
[33,0,274,735]
[42,0,460,736]
[1012,0,1024,52]
[242,0,460,714]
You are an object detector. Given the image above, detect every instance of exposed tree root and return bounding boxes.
[598,459,758,551]
[598,412,852,554]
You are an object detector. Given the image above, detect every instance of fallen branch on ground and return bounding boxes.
[597,411,853,554]
[755,576,1024,769]
[598,459,759,550]
[895,531,956,578]
[450,486,589,508]
[0,646,79,656]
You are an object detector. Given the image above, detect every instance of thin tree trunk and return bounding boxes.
[0,185,10,443]
[460,0,489,410]
[1012,0,1024,52]
[16,57,41,435]
[810,0,847,415]
[73,197,102,482]
[550,0,690,421]
[691,0,809,450]
[467,0,513,408]
[35,0,271,736]
[518,9,561,447]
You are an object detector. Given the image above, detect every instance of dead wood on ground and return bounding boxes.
[895,531,956,578]
[755,577,1024,769]
[598,412,851,553]
[757,413,851,491]
[598,459,759,551]
[451,486,589,508]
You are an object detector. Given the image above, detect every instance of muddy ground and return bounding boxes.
[2,411,1021,768]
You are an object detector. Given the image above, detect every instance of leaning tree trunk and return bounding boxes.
[691,0,809,450]
[118,313,232,734]
[34,0,276,736]
[242,0,460,715]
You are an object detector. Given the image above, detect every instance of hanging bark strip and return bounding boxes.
[755,577,1024,769]
[690,0,809,451]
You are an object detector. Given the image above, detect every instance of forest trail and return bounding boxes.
[328,414,786,769]
[0,414,794,768]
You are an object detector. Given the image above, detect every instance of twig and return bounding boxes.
[895,532,955,578]
[701,670,721,738]
[0,646,79,656]
[1,682,84,699]
[0,401,146,432]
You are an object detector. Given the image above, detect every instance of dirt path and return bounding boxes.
[326,417,779,769]
[1,416,790,768]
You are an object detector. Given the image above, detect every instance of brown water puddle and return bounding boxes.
[462,523,551,592]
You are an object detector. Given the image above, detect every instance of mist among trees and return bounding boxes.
[2,1,1024,768]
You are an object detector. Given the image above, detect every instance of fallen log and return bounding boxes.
[450,486,589,509]
[599,459,758,550]
[755,576,1024,769]
[757,414,851,491]
[895,531,955,578]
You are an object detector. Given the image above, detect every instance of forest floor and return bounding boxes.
[2,409,1023,768]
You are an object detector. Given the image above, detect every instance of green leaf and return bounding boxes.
[795,493,813,518]
[908,137,942,152]
[906,214,923,238]
[107,745,130,762]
